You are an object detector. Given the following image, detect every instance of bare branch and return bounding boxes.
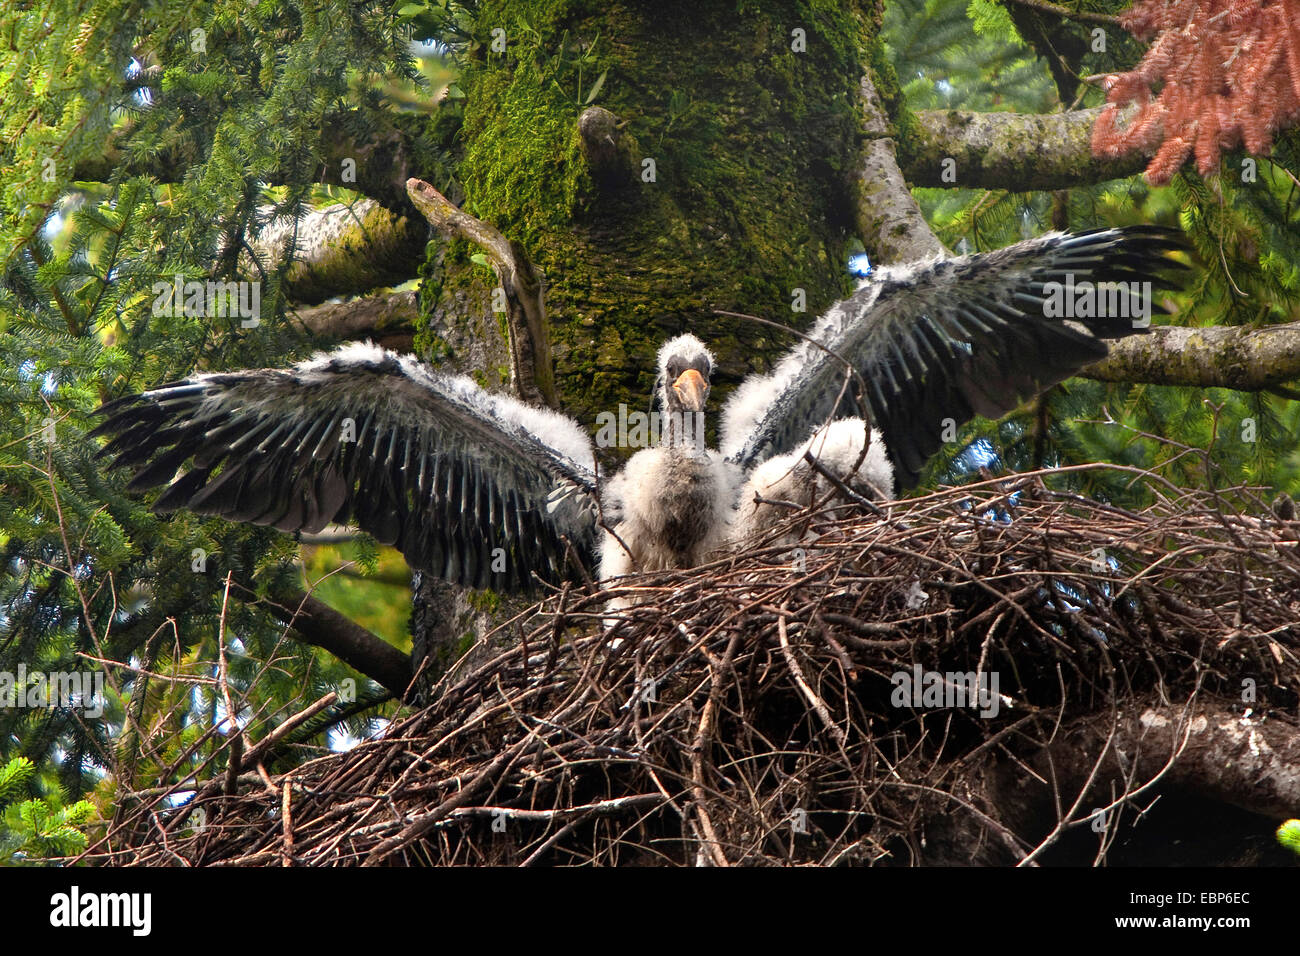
[854,74,948,263]
[241,692,340,769]
[405,177,558,408]
[1002,0,1120,26]
[903,107,1150,191]
[268,587,413,698]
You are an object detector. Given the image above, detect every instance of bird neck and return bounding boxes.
[663,408,707,453]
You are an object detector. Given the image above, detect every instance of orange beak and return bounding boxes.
[672,368,710,411]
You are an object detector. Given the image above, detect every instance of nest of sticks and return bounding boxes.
[93,466,1300,866]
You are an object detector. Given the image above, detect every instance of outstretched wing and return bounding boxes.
[721,226,1189,490]
[91,343,599,591]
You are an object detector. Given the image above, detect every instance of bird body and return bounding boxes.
[731,418,894,548]
[92,226,1188,594]
[599,335,736,579]
[599,443,736,577]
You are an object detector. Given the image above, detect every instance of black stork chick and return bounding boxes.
[91,225,1187,593]
[597,335,737,582]
[722,225,1187,544]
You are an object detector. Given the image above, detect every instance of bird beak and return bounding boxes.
[672,369,710,411]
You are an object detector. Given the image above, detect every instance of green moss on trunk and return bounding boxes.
[421,0,875,434]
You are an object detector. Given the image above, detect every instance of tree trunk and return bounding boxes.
[412,0,886,670]
[420,0,873,416]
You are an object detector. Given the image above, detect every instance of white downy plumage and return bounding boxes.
[730,418,894,549]
[94,225,1186,596]
[599,335,736,586]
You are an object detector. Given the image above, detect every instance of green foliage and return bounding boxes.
[885,0,1055,113]
[301,540,413,648]
[966,0,1015,41]
[0,757,96,864]
[1,0,418,814]
[1278,819,1300,857]
[396,0,481,52]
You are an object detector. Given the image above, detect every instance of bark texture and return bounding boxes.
[854,74,947,261]
[903,106,1151,191]
[418,0,872,428]
[247,200,425,304]
[1085,323,1300,391]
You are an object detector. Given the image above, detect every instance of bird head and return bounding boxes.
[655,334,714,451]
[656,334,713,414]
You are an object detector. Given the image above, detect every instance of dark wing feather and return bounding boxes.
[723,225,1189,490]
[90,344,599,591]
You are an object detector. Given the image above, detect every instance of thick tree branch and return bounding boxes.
[924,696,1300,863]
[405,177,558,408]
[246,200,425,305]
[268,586,414,699]
[903,107,1150,191]
[854,74,947,263]
[289,291,419,351]
[1084,323,1300,392]
[1007,699,1300,822]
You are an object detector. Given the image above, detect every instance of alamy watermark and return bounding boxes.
[594,403,706,449]
[49,887,151,936]
[890,664,1002,718]
[1042,275,1153,328]
[0,665,105,718]
[152,275,261,327]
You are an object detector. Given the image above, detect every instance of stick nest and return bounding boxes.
[94,467,1300,866]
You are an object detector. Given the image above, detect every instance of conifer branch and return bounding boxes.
[25,240,80,336]
[1094,0,1300,183]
